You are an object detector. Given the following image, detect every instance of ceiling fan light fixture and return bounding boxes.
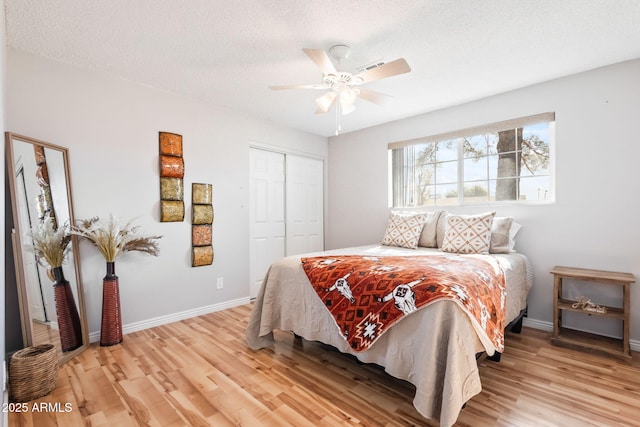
[315,91,337,113]
[339,88,358,115]
[340,101,356,115]
[340,87,358,103]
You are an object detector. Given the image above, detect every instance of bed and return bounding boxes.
[246,243,532,426]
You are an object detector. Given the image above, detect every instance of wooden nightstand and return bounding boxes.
[551,266,634,359]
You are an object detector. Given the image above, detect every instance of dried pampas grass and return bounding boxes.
[26,215,71,268]
[72,215,162,262]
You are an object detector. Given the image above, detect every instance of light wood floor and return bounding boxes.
[9,303,640,426]
[31,320,62,353]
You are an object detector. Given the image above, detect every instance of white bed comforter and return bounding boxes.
[246,245,533,426]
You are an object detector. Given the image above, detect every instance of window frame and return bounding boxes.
[388,112,555,208]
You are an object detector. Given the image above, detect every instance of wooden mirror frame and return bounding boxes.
[5,132,89,363]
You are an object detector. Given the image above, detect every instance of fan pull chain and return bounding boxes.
[335,101,341,135]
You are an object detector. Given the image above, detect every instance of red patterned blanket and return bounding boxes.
[301,254,506,352]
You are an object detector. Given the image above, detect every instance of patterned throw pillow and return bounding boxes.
[441,212,496,254]
[381,213,428,249]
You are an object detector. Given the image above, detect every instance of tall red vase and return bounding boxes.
[100,261,123,346]
[52,267,83,352]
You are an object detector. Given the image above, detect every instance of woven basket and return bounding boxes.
[9,344,59,402]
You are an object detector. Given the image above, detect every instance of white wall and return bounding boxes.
[6,48,327,338]
[327,59,640,343]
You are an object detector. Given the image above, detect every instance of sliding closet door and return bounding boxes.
[249,149,324,299]
[286,155,324,256]
[249,149,286,299]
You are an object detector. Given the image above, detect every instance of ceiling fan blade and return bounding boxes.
[354,58,411,84]
[357,88,394,106]
[315,91,337,114]
[269,83,329,90]
[303,48,337,75]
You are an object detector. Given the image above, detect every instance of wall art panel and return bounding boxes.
[192,204,214,225]
[192,224,212,246]
[192,245,213,267]
[192,183,213,267]
[159,155,185,178]
[159,132,184,222]
[160,177,184,201]
[160,200,185,222]
[159,132,183,156]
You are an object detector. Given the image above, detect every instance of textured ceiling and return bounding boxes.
[5,0,640,137]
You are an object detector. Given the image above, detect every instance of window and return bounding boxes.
[389,113,554,207]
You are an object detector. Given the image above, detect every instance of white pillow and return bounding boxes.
[381,212,428,249]
[436,210,449,248]
[489,216,513,254]
[441,212,496,254]
[418,210,444,248]
[509,221,522,251]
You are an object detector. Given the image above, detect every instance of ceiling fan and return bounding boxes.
[269,45,411,134]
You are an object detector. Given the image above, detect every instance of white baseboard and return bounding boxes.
[88,296,251,343]
[522,317,640,353]
[522,317,553,332]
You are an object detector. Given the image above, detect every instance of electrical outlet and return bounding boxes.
[216,277,223,289]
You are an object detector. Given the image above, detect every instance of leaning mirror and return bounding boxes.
[5,132,89,363]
